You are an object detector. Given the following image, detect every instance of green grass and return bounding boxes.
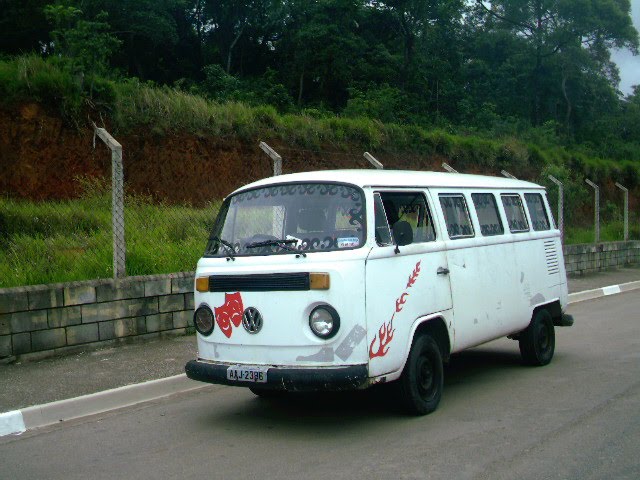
[2,189,637,288]
[1,55,637,187]
[564,221,640,245]
[0,193,219,288]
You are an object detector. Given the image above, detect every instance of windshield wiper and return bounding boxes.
[209,236,236,260]
[246,238,306,257]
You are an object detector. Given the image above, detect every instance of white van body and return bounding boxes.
[186,170,573,414]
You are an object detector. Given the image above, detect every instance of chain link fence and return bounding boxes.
[0,136,638,289]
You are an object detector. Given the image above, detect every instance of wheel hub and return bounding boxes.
[417,356,434,396]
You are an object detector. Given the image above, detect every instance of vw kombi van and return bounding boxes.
[185,170,573,415]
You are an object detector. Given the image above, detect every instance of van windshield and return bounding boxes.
[205,183,365,257]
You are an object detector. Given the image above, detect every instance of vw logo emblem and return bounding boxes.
[242,307,263,334]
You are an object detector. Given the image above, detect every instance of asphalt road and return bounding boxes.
[1,292,639,480]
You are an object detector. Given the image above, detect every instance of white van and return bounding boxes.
[185,170,574,414]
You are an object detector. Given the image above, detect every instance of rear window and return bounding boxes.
[501,194,529,233]
[524,193,551,231]
[472,193,504,236]
[439,195,474,239]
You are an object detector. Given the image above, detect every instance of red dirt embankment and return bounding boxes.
[0,103,448,205]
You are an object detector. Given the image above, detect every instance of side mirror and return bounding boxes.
[392,221,413,252]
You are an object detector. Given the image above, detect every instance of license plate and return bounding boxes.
[226,365,268,383]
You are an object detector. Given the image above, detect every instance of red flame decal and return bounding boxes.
[214,292,244,338]
[369,315,395,358]
[406,261,421,288]
[395,293,408,312]
[369,261,422,359]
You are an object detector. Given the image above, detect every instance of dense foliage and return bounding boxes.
[1,0,638,160]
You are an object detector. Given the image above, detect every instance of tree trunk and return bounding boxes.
[398,11,414,86]
[298,67,305,106]
[561,66,572,129]
[226,25,245,74]
[532,0,543,126]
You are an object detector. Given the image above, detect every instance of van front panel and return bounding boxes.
[195,253,368,366]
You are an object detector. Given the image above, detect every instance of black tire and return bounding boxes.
[398,334,444,415]
[519,309,555,366]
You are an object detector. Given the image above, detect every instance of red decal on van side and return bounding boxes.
[214,292,244,338]
[369,261,422,359]
[369,314,395,358]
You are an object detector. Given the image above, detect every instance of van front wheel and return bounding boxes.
[519,309,555,366]
[399,335,443,415]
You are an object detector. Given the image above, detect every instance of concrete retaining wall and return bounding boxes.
[563,241,640,275]
[0,273,195,362]
[1,241,639,361]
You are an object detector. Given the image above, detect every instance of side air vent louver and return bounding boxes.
[208,273,311,292]
[544,240,560,275]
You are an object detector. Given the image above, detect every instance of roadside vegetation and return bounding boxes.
[1,1,639,286]
[0,181,218,287]
[2,55,639,190]
[1,185,636,288]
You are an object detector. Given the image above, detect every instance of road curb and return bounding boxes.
[2,279,640,438]
[568,280,640,305]
[1,374,210,437]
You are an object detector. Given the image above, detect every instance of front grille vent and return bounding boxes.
[544,240,560,275]
[208,273,310,292]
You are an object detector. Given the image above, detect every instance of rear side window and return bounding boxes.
[472,193,504,236]
[501,194,529,233]
[524,193,551,231]
[439,195,474,239]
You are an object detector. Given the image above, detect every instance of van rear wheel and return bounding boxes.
[399,334,443,415]
[519,309,555,366]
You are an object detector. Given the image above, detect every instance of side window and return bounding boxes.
[501,194,529,233]
[377,192,436,246]
[524,193,551,231]
[439,194,474,239]
[471,193,504,236]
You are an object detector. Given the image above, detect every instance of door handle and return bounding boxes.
[437,267,450,275]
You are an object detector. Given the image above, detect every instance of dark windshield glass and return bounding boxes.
[205,183,365,256]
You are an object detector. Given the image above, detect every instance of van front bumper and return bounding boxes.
[185,359,369,392]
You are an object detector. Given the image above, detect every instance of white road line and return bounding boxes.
[602,285,622,296]
[0,410,26,437]
[2,374,212,437]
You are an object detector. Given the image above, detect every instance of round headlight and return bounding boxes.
[309,305,340,339]
[194,305,215,336]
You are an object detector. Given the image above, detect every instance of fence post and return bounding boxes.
[501,170,517,179]
[548,175,564,242]
[363,152,383,169]
[442,163,458,173]
[93,127,126,279]
[259,142,282,176]
[585,179,600,243]
[615,182,629,241]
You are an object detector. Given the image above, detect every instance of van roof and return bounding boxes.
[233,169,543,194]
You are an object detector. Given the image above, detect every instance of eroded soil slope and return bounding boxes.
[1,103,448,205]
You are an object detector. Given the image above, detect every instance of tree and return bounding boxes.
[277,0,367,108]
[0,0,51,54]
[44,2,121,95]
[474,0,639,126]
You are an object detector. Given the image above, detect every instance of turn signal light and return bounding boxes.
[309,272,330,290]
[195,277,209,292]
